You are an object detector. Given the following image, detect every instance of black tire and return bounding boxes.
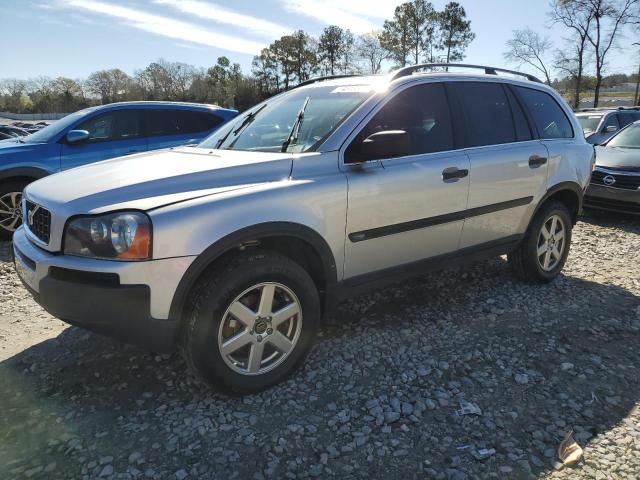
[508,200,573,284]
[180,251,320,394]
[0,180,29,241]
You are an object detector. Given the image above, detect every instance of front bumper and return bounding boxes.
[12,227,196,352]
[584,184,640,215]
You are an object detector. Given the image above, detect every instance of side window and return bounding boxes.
[618,113,634,128]
[602,114,620,131]
[178,111,224,134]
[147,110,179,136]
[346,82,454,160]
[146,110,223,136]
[514,86,573,139]
[451,82,516,147]
[505,87,533,141]
[76,110,142,143]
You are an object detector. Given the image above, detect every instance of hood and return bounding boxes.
[25,147,295,215]
[595,145,640,172]
[0,139,43,154]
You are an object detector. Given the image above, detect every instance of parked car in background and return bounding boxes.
[0,101,237,238]
[0,125,29,138]
[585,120,640,215]
[13,64,593,393]
[575,106,640,145]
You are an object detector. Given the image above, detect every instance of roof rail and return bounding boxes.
[295,74,360,88]
[390,63,543,83]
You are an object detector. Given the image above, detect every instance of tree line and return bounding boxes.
[504,0,640,108]
[0,0,473,114]
[2,0,638,114]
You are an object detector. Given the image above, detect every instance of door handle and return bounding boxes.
[125,149,143,155]
[442,166,469,182]
[529,155,547,168]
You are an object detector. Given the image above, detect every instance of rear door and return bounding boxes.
[60,109,147,170]
[145,109,224,150]
[450,81,549,248]
[342,81,470,279]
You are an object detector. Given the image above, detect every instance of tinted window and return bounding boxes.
[347,83,453,160]
[77,110,142,143]
[618,112,635,128]
[147,110,223,136]
[452,82,516,147]
[505,87,533,141]
[602,113,620,131]
[515,87,573,139]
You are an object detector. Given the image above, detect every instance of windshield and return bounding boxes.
[577,115,602,135]
[23,109,91,143]
[199,85,375,153]
[607,123,640,148]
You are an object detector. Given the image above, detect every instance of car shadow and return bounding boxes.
[580,208,640,234]
[1,256,639,479]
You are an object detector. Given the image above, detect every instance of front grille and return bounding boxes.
[584,196,640,214]
[591,169,640,190]
[25,200,51,244]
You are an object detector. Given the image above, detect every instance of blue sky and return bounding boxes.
[2,0,637,80]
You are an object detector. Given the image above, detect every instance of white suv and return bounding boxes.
[13,64,594,393]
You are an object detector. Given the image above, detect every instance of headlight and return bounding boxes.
[64,211,151,260]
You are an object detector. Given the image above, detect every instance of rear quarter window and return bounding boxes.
[514,86,573,139]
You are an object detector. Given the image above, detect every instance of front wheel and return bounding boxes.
[180,252,320,394]
[508,201,573,284]
[0,181,29,240]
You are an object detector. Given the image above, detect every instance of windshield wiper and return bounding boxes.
[216,104,267,149]
[281,96,310,153]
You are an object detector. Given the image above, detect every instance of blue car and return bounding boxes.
[0,101,237,238]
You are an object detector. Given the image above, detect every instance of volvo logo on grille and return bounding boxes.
[603,175,616,186]
[27,206,38,226]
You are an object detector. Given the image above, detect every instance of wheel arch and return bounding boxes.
[533,182,583,225]
[168,222,338,322]
[0,167,50,186]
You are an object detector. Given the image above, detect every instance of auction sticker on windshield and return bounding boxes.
[331,86,376,93]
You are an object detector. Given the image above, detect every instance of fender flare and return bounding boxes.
[533,181,584,224]
[168,221,338,321]
[0,167,50,184]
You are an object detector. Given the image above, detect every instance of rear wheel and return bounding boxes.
[0,181,29,240]
[180,252,320,394]
[508,201,572,284]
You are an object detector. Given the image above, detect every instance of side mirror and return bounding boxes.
[346,130,410,163]
[604,125,618,133]
[66,129,90,144]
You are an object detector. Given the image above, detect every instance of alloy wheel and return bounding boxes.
[0,192,23,233]
[218,282,303,375]
[536,214,566,272]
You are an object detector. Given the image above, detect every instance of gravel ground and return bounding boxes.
[1,210,639,480]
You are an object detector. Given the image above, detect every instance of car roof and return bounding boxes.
[296,70,555,93]
[79,101,237,114]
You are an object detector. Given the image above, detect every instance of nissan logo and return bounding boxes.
[603,175,616,186]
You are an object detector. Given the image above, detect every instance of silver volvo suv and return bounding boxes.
[13,64,594,393]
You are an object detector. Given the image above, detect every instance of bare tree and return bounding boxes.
[356,31,388,74]
[504,28,553,84]
[550,0,595,108]
[578,0,638,106]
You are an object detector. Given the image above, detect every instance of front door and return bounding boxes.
[342,82,470,280]
[61,109,147,170]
